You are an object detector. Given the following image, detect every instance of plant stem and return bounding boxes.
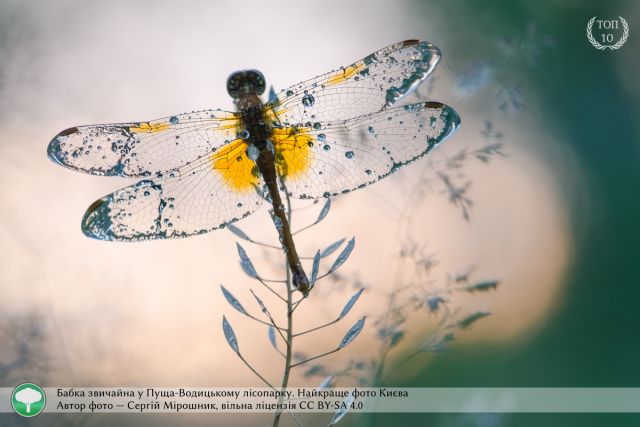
[237,352,275,389]
[272,188,295,427]
[290,348,339,368]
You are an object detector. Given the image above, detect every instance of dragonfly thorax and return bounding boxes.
[238,103,271,149]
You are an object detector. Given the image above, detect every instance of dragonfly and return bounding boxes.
[48,39,460,295]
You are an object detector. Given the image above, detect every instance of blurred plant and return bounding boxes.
[297,181,502,389]
[449,22,555,112]
[0,313,47,384]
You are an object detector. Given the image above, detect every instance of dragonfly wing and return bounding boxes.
[268,40,441,124]
[48,110,240,177]
[81,139,264,240]
[270,102,460,199]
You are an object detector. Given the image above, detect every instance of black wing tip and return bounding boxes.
[58,126,79,137]
[401,39,440,51]
[424,101,444,109]
[402,39,421,46]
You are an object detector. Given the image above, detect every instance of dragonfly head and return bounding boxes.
[227,70,266,99]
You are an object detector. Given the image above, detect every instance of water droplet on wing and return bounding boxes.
[302,92,315,107]
[246,145,259,160]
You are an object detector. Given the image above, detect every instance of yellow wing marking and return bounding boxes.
[211,139,258,192]
[214,118,245,130]
[130,114,240,134]
[263,105,314,179]
[325,61,366,86]
[129,122,171,133]
[271,127,313,179]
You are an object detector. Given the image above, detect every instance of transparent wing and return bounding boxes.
[48,109,239,177]
[267,40,441,125]
[81,139,265,240]
[271,102,460,199]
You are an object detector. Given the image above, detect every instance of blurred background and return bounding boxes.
[0,0,638,426]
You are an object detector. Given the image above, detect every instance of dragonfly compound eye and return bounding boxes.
[226,69,266,98]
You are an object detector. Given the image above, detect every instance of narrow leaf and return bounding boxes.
[458,311,491,329]
[268,326,277,350]
[236,242,258,278]
[338,317,365,349]
[338,288,364,320]
[427,296,445,313]
[268,85,278,104]
[222,316,239,354]
[329,237,355,273]
[464,280,499,292]
[304,364,324,378]
[250,290,269,315]
[330,391,355,425]
[220,285,248,315]
[389,330,405,348]
[315,198,331,224]
[227,224,252,242]
[310,250,321,286]
[320,238,345,258]
[425,332,456,353]
[317,375,333,390]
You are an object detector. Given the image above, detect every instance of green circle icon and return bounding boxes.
[11,383,46,417]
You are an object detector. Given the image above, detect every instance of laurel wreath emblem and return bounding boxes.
[587,16,629,50]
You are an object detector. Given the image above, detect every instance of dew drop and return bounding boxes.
[317,133,326,141]
[169,116,179,125]
[368,126,375,134]
[266,140,275,154]
[246,144,259,160]
[323,144,330,151]
[365,169,372,175]
[240,129,250,140]
[286,89,294,96]
[345,151,354,159]
[313,122,321,130]
[302,92,315,107]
